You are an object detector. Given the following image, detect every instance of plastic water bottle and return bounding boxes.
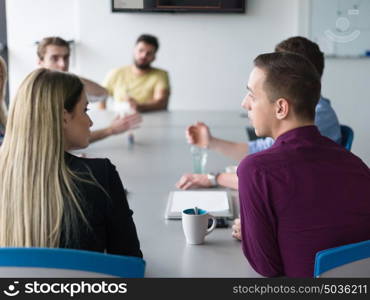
[190,145,208,174]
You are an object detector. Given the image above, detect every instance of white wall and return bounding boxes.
[6,0,78,86]
[5,0,369,164]
[323,59,370,164]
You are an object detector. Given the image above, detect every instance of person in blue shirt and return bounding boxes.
[176,36,342,191]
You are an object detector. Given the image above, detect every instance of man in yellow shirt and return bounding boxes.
[101,34,170,112]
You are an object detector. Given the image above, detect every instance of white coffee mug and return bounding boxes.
[182,208,216,245]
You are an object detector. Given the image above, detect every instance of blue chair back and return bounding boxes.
[314,240,370,277]
[0,248,145,277]
[340,125,354,151]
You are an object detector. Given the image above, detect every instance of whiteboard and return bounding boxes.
[309,0,370,57]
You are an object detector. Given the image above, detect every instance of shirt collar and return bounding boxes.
[273,125,320,147]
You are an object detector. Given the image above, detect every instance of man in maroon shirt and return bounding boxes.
[238,52,370,277]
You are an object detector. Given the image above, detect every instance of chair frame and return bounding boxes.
[0,248,145,277]
[340,124,354,151]
[314,240,370,277]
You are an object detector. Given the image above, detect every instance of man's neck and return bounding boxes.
[131,64,151,76]
[271,120,315,140]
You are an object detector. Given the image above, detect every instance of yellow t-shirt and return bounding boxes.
[103,66,170,104]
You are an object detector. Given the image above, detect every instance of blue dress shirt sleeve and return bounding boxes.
[248,137,275,155]
[314,97,342,144]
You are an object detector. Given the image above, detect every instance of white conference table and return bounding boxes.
[83,109,261,277]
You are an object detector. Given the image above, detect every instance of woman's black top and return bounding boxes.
[61,152,142,258]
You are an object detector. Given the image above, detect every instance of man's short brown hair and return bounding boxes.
[136,34,159,52]
[254,52,321,121]
[275,36,324,77]
[37,37,70,60]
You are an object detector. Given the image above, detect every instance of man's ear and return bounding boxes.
[37,59,43,67]
[275,98,289,120]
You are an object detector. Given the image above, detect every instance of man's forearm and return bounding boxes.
[80,77,108,100]
[209,137,248,161]
[136,98,168,112]
[89,127,112,143]
[217,172,238,189]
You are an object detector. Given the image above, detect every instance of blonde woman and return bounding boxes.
[0,68,142,257]
[0,56,7,144]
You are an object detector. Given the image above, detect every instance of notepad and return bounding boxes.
[165,191,234,219]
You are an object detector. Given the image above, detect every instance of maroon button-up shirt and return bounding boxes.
[238,126,370,277]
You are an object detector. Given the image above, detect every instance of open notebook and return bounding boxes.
[165,190,234,219]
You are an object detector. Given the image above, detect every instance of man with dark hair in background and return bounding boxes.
[37,36,141,143]
[101,34,170,112]
[238,52,370,277]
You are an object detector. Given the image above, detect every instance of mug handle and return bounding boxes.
[206,215,217,235]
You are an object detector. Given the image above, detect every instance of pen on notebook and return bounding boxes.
[194,206,198,215]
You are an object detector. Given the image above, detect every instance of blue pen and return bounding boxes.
[194,206,198,215]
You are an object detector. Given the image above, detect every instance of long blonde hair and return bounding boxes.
[0,68,87,247]
[0,56,7,129]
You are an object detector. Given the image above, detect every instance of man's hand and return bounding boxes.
[120,94,138,112]
[109,112,142,135]
[176,173,212,190]
[232,218,242,241]
[186,122,212,148]
[127,97,138,112]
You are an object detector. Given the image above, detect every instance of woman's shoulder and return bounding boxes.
[65,153,116,182]
[66,152,111,166]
